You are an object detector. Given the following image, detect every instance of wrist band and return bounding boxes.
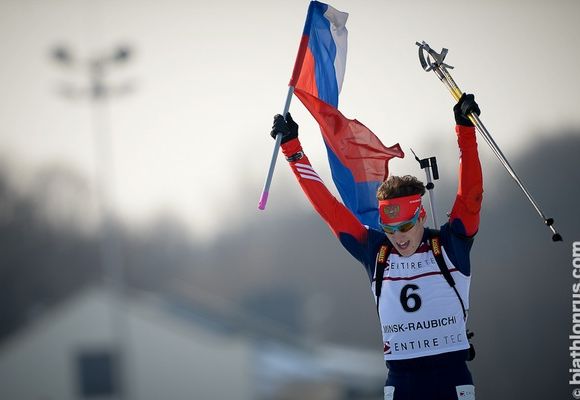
[286,151,304,162]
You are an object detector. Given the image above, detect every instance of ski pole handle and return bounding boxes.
[442,69,562,240]
[416,41,562,241]
[258,86,295,210]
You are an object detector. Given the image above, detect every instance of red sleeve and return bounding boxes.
[449,125,484,236]
[281,138,367,243]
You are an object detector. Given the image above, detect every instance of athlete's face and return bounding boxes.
[385,215,426,257]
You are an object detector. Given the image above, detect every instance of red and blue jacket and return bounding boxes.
[281,125,483,283]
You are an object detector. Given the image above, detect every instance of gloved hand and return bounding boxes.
[454,93,480,127]
[271,113,298,144]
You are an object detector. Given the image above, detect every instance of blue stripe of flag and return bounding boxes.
[326,144,381,228]
[304,2,340,107]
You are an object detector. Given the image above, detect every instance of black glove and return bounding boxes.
[454,93,480,127]
[271,112,298,144]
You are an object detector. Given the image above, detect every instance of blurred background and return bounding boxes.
[0,0,579,399]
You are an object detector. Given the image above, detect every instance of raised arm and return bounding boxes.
[449,94,484,237]
[271,114,367,243]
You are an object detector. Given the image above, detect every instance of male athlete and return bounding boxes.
[270,93,483,400]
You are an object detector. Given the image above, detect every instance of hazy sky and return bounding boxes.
[0,0,578,240]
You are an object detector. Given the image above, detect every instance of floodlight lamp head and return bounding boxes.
[113,46,132,63]
[52,46,74,65]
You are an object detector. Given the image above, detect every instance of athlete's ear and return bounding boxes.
[419,206,427,222]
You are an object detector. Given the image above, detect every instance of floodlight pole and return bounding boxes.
[51,45,134,400]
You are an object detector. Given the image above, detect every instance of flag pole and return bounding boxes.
[416,41,563,242]
[258,3,314,211]
[257,86,295,210]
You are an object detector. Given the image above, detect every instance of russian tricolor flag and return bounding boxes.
[290,1,404,229]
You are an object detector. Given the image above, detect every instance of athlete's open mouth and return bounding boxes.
[396,240,411,250]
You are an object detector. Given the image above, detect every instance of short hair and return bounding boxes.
[377,175,426,200]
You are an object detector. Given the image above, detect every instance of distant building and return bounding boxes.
[0,287,385,400]
[0,288,254,400]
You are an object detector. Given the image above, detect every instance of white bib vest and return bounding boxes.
[373,244,470,360]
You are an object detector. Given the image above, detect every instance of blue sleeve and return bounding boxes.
[440,219,475,276]
[339,227,387,281]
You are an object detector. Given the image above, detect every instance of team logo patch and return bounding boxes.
[455,385,475,400]
[383,341,391,355]
[383,204,400,219]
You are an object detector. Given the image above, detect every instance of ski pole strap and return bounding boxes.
[374,242,391,315]
[428,229,468,321]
